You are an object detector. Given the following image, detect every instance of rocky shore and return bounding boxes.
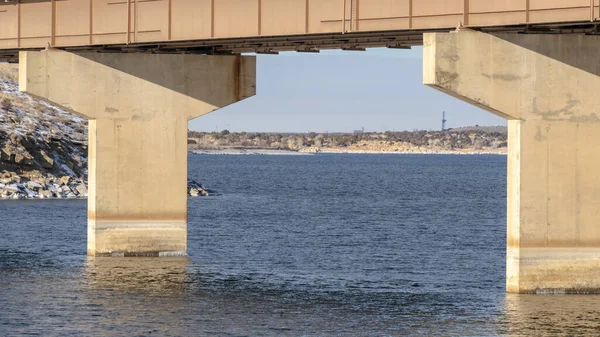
[0,171,86,199]
[0,171,212,200]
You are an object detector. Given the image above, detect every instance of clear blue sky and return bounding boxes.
[188,47,506,133]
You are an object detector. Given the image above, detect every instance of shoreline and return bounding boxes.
[190,148,507,156]
[313,149,506,155]
[190,149,308,156]
[0,176,211,200]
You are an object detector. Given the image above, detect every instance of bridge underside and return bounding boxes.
[3,0,600,61]
[2,22,600,62]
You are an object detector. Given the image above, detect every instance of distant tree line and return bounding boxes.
[188,129,507,151]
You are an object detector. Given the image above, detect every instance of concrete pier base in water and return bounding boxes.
[424,31,600,293]
[19,51,256,256]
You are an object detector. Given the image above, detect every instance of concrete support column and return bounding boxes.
[19,51,256,256]
[87,118,189,256]
[424,31,600,293]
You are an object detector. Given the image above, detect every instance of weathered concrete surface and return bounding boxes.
[424,31,600,293]
[20,51,256,256]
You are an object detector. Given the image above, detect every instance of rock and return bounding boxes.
[75,184,87,196]
[187,178,214,197]
[24,188,37,198]
[39,150,54,169]
[60,176,70,185]
[66,192,77,199]
[4,184,19,192]
[14,154,24,164]
[39,190,54,199]
[27,181,44,190]
[188,186,211,197]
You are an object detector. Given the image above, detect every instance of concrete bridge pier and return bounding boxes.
[424,31,600,293]
[19,51,256,256]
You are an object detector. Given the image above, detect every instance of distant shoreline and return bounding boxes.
[316,150,506,155]
[190,149,309,156]
[188,128,508,157]
[190,148,507,156]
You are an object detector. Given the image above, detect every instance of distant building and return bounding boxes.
[353,127,365,134]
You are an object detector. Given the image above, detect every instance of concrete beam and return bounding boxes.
[20,50,256,256]
[424,31,600,293]
[423,31,600,121]
[20,51,255,121]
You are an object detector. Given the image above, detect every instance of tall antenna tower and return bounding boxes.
[442,111,447,132]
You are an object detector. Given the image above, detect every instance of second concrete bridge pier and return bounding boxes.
[19,51,256,256]
[424,30,600,294]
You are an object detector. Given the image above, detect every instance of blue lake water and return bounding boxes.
[1,154,599,336]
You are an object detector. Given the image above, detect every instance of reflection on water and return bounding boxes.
[84,257,190,295]
[77,257,196,336]
[502,294,600,336]
[79,258,600,336]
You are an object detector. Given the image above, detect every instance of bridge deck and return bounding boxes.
[1,0,600,61]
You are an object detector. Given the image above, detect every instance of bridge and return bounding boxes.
[2,0,600,294]
[1,0,600,59]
